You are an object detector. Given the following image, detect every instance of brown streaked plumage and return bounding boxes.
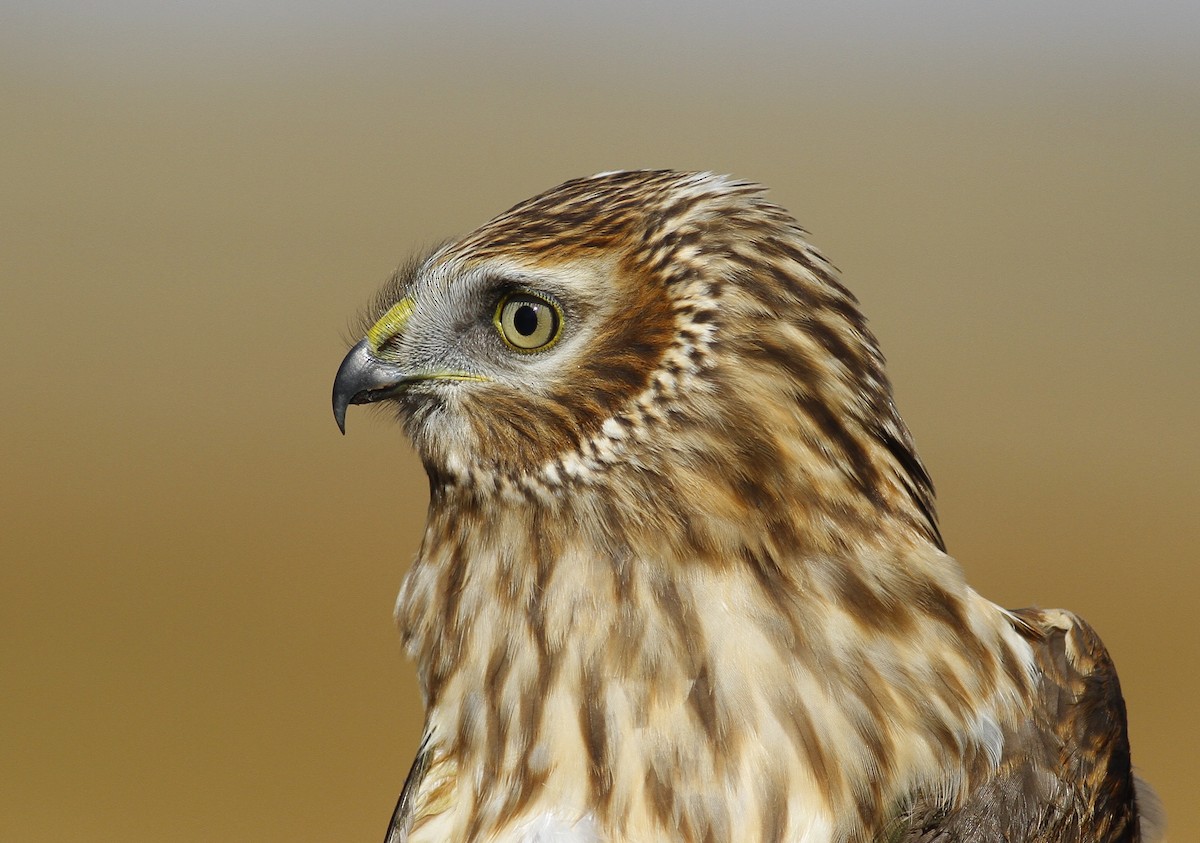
[332,170,1161,843]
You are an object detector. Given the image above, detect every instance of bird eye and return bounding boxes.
[494,291,562,352]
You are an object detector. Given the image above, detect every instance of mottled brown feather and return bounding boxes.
[893,609,1157,842]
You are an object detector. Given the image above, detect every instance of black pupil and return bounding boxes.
[513,303,539,336]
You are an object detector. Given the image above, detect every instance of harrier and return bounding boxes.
[333,170,1159,842]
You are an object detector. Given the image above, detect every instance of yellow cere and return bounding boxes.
[367,296,417,352]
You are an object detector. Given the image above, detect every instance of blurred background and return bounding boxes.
[2,1,1196,840]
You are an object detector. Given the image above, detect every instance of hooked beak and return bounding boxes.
[331,338,411,434]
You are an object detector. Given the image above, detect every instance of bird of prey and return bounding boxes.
[332,170,1161,843]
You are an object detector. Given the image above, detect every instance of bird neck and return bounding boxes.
[394,485,1035,842]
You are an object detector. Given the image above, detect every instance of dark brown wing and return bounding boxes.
[893,608,1160,843]
[383,732,433,843]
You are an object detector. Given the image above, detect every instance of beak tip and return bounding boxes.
[333,395,349,435]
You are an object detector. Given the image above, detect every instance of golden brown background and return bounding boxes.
[3,3,1196,840]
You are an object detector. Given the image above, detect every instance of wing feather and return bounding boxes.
[893,608,1159,842]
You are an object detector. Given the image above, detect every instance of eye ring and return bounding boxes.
[493,291,563,352]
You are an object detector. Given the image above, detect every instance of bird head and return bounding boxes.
[333,170,941,551]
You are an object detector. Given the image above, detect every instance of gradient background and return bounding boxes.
[3,2,1196,840]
